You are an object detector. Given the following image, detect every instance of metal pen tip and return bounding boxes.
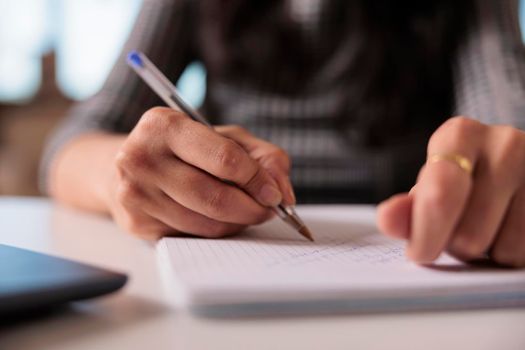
[275,205,314,242]
[299,225,314,242]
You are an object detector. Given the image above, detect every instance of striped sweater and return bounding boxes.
[41,0,525,203]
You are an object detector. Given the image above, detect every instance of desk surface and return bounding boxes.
[1,197,524,350]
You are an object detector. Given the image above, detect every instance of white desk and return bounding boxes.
[1,197,524,350]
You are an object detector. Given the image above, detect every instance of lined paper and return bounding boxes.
[164,217,405,276]
[157,206,525,312]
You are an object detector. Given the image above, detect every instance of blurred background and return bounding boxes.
[0,0,523,196]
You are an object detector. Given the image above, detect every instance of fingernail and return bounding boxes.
[258,184,282,206]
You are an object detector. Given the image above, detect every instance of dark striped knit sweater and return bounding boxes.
[41,0,525,203]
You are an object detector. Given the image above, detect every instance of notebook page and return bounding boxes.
[158,206,525,305]
[163,209,407,273]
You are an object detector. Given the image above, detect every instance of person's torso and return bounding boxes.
[193,0,464,202]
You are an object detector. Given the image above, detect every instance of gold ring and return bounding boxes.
[428,153,473,175]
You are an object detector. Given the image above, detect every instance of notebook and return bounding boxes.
[157,205,525,316]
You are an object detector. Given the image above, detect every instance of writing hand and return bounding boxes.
[108,107,294,239]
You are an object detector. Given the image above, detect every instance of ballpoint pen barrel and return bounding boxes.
[127,50,314,241]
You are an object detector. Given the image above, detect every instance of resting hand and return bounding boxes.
[107,107,294,239]
[378,116,525,267]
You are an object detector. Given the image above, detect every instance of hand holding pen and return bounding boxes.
[112,51,313,240]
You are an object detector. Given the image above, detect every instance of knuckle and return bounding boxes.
[493,126,525,171]
[497,126,524,152]
[140,107,166,132]
[446,116,481,134]
[114,151,129,173]
[140,107,183,134]
[271,147,290,165]
[448,235,487,260]
[145,106,169,117]
[214,140,244,176]
[165,111,192,136]
[115,179,143,206]
[429,116,482,150]
[115,148,152,173]
[115,151,133,173]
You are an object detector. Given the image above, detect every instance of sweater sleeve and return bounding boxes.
[453,0,525,129]
[39,0,196,194]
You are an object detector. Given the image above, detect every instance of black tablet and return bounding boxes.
[0,244,127,316]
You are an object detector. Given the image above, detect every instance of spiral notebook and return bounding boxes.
[157,205,525,316]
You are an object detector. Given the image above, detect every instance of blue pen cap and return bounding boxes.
[127,50,144,68]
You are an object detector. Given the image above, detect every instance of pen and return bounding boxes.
[126,50,314,241]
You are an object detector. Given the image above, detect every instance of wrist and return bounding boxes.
[91,134,127,213]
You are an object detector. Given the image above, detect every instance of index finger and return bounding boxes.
[409,117,480,263]
[216,125,295,205]
[156,110,283,207]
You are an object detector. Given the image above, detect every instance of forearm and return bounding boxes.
[49,133,126,214]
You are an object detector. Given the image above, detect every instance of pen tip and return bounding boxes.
[299,226,314,242]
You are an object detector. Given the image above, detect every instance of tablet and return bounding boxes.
[0,244,127,316]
